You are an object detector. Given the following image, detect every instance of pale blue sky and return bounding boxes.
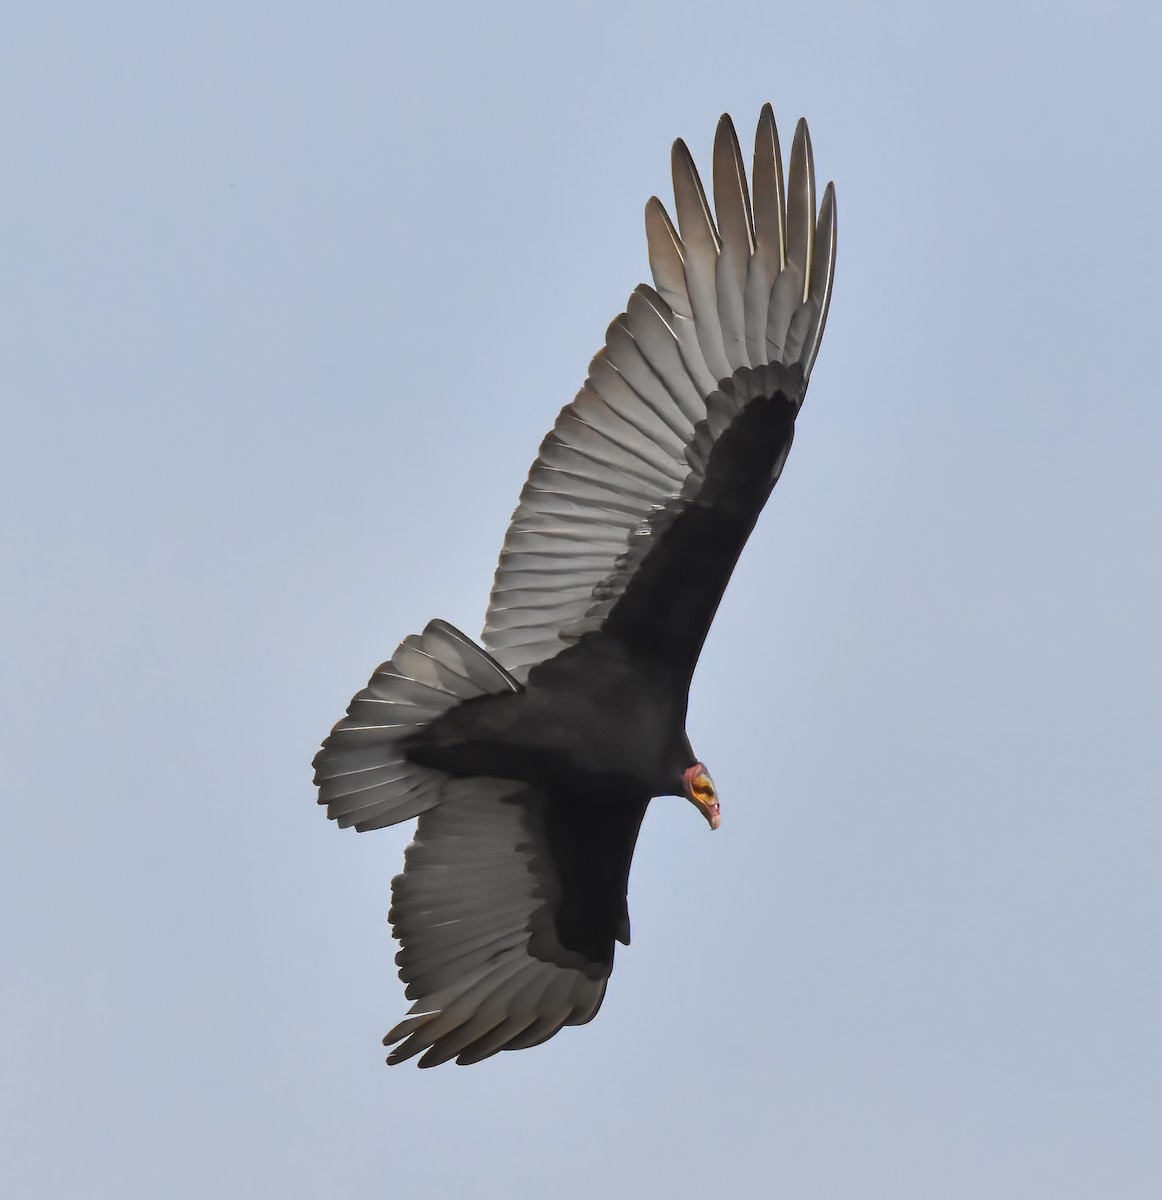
[4,2,1160,1196]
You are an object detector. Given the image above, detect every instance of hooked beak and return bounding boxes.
[683,764,720,830]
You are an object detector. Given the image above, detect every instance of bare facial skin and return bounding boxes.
[683,763,721,830]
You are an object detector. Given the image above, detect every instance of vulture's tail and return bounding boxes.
[313,619,519,832]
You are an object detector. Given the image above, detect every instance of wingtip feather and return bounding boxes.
[786,119,816,296]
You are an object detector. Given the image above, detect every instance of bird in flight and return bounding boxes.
[314,105,837,1067]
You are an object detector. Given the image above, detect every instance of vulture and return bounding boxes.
[314,105,837,1067]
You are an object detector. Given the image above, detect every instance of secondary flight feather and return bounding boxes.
[314,105,837,1067]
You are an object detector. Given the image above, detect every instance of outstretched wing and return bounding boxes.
[316,622,649,1067]
[482,107,836,681]
[383,779,649,1067]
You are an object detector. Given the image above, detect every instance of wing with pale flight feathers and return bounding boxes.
[482,106,836,681]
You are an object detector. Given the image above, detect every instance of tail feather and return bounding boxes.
[313,620,518,832]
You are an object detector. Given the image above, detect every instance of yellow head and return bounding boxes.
[682,763,720,830]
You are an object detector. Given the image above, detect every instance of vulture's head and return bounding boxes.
[682,762,720,830]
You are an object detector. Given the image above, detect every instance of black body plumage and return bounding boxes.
[313,108,836,1067]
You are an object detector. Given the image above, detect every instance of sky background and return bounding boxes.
[3,2,1160,1196]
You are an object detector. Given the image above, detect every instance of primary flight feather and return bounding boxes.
[314,105,837,1067]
